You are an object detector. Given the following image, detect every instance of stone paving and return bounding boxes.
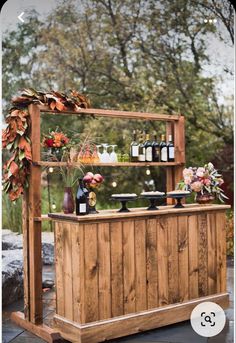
[2,262,234,343]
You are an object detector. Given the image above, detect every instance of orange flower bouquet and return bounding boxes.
[42,129,70,161]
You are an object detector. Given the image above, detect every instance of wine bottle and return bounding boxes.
[160,134,168,162]
[76,179,89,215]
[144,133,153,162]
[138,132,146,162]
[130,130,139,162]
[152,133,160,162]
[167,134,175,162]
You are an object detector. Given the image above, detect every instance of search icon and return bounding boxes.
[204,315,212,323]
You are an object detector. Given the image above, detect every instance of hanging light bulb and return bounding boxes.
[52,203,56,210]
[146,168,151,175]
[49,167,54,173]
[112,181,117,188]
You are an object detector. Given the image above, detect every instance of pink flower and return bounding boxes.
[196,167,205,178]
[183,168,193,178]
[184,176,192,185]
[204,178,211,186]
[191,181,203,192]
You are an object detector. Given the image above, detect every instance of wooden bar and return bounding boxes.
[39,105,180,121]
[51,205,229,342]
[33,161,182,167]
[28,104,43,324]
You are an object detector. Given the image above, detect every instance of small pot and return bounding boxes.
[196,192,215,204]
[63,187,75,214]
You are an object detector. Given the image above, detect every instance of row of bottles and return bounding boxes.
[130,131,175,163]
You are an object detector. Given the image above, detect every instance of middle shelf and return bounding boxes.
[33,161,183,167]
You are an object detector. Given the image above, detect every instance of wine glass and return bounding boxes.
[100,143,110,163]
[96,145,102,162]
[109,145,118,163]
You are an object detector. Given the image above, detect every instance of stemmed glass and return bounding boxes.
[96,145,102,162]
[100,144,110,163]
[109,145,118,163]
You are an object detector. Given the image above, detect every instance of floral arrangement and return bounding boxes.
[83,172,104,188]
[2,88,90,201]
[43,129,70,148]
[177,162,228,202]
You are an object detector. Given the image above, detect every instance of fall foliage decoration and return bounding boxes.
[2,88,90,201]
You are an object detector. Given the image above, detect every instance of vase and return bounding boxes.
[63,187,75,214]
[48,147,63,161]
[196,192,215,204]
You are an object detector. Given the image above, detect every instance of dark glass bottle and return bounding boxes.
[138,132,145,162]
[152,133,160,162]
[76,179,89,215]
[167,134,175,162]
[144,133,153,162]
[160,134,168,162]
[130,130,139,162]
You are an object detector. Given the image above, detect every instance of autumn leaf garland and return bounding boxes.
[2,88,90,201]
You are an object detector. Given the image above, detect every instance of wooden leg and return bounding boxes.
[11,312,63,343]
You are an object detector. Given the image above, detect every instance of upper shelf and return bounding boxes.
[38,105,181,122]
[33,161,183,167]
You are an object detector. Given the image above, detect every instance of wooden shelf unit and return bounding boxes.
[11,104,186,342]
[33,161,182,167]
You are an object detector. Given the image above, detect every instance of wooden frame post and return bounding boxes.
[27,104,43,324]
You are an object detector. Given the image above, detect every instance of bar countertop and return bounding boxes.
[48,203,230,223]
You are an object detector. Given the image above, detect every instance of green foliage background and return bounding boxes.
[2,0,234,233]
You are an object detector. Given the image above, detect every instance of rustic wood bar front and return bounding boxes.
[48,204,229,343]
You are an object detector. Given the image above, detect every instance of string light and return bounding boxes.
[49,167,54,173]
[52,203,56,210]
[112,181,117,188]
[146,169,151,175]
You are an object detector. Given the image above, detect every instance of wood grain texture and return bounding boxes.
[97,222,111,320]
[167,216,179,303]
[84,223,99,323]
[157,216,168,306]
[63,223,73,320]
[198,213,208,297]
[54,222,65,317]
[110,221,124,317]
[216,211,227,292]
[134,219,147,311]
[22,191,30,320]
[146,218,158,308]
[54,293,229,343]
[178,215,189,302]
[207,212,217,294]
[71,224,84,323]
[188,215,199,299]
[28,104,43,324]
[123,220,136,314]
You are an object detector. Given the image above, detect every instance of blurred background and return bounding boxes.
[1,0,234,251]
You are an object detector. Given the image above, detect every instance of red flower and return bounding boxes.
[44,138,54,147]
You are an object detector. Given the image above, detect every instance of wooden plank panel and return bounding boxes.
[167,216,179,303]
[188,215,199,299]
[198,214,208,297]
[63,224,73,320]
[54,222,65,316]
[146,218,158,308]
[110,221,123,317]
[134,219,147,311]
[157,216,168,306]
[216,212,227,292]
[98,222,111,320]
[123,220,136,314]
[22,191,30,320]
[207,212,217,294]
[178,215,189,302]
[84,223,99,323]
[71,223,84,323]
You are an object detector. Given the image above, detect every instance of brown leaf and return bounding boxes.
[55,100,65,111]
[9,161,19,176]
